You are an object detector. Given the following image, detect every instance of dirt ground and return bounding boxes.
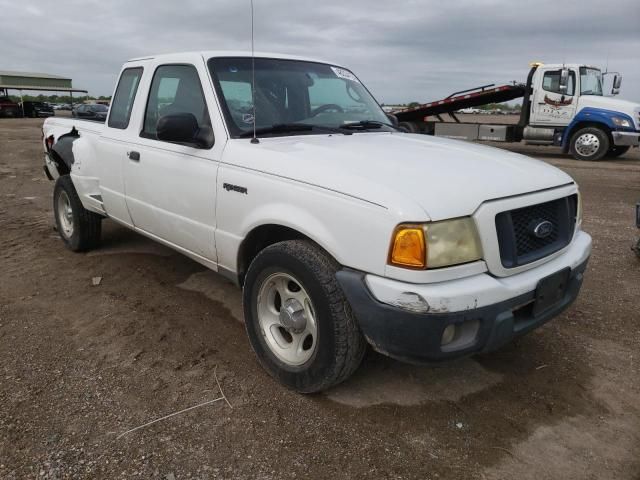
[1,116,639,480]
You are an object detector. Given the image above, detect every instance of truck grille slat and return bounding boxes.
[495,195,577,268]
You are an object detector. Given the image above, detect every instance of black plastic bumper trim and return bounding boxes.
[336,258,588,364]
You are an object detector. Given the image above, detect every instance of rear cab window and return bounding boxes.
[108,67,143,129]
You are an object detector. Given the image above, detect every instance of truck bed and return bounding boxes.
[43,117,104,145]
[394,84,526,123]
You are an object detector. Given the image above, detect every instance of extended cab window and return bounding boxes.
[108,67,143,129]
[141,64,212,142]
[542,70,575,96]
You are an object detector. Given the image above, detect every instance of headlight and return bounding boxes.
[389,218,483,270]
[611,116,632,128]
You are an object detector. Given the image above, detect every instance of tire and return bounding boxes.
[607,146,630,158]
[53,175,102,252]
[243,240,366,393]
[569,127,610,161]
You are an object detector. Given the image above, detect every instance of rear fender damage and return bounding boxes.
[47,128,79,178]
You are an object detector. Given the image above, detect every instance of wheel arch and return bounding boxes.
[561,108,626,152]
[236,223,334,287]
[49,129,80,175]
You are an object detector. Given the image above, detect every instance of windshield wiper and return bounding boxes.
[239,123,351,138]
[339,120,396,131]
[239,123,313,138]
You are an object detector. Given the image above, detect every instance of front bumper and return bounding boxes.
[337,235,591,364]
[612,131,640,147]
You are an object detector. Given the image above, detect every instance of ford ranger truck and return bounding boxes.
[41,52,592,392]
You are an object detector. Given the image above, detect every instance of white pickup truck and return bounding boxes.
[42,51,592,392]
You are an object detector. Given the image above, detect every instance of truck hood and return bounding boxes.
[578,96,640,127]
[224,133,574,220]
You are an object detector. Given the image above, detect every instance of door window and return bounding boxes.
[542,70,575,96]
[141,64,211,141]
[108,67,143,129]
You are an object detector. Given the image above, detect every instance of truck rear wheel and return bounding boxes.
[607,146,630,158]
[243,240,366,393]
[53,175,102,252]
[569,127,610,161]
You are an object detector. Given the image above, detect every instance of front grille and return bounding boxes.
[495,195,577,268]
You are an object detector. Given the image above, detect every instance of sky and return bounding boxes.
[1,0,639,103]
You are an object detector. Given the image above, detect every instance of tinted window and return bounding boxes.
[142,64,211,141]
[90,104,108,112]
[542,70,575,96]
[108,67,143,129]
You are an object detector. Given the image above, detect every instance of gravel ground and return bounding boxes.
[1,116,639,479]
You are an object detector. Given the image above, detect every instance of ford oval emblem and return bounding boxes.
[532,220,554,239]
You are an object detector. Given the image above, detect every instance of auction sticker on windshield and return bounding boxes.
[331,67,360,83]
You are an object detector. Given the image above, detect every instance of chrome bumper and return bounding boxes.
[612,131,640,146]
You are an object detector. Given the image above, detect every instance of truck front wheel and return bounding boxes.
[243,240,366,393]
[569,127,610,161]
[53,175,102,252]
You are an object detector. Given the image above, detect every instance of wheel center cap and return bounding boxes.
[279,298,307,334]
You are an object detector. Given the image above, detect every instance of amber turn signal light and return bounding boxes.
[389,225,426,268]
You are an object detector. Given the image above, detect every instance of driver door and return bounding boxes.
[124,61,221,263]
[531,68,578,126]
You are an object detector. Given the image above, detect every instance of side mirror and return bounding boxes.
[613,74,622,89]
[558,68,569,92]
[156,113,214,148]
[386,113,399,127]
[612,74,622,95]
[194,125,215,148]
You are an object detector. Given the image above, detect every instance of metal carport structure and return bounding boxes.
[0,71,88,115]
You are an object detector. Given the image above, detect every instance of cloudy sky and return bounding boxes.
[1,0,639,103]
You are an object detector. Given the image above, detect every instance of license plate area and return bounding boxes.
[533,268,570,316]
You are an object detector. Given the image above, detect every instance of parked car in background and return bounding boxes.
[0,96,21,118]
[21,101,54,118]
[72,103,109,121]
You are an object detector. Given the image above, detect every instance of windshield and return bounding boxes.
[208,57,392,138]
[580,67,603,96]
[90,104,109,112]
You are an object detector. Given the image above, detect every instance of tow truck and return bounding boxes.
[394,63,640,161]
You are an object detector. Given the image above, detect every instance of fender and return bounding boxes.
[50,128,80,173]
[562,107,636,149]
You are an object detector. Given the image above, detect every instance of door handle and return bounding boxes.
[127,151,140,162]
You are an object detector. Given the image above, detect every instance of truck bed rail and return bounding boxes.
[394,83,527,123]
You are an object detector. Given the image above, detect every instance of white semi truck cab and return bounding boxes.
[395,63,640,161]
